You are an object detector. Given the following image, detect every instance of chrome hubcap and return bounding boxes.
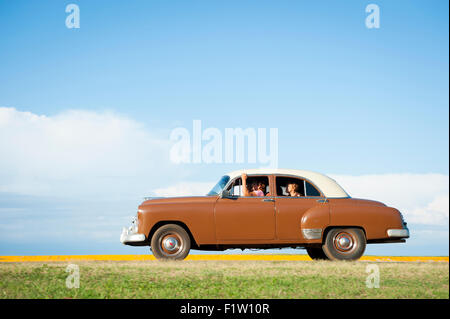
[334,232,354,252]
[339,237,351,248]
[163,237,179,252]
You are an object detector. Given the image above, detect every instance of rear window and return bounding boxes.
[305,181,321,197]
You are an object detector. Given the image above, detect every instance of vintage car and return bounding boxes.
[120,169,409,260]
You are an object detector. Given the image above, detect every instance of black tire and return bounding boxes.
[151,224,191,260]
[306,247,329,260]
[322,228,366,261]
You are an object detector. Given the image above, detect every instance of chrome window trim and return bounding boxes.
[303,180,307,197]
[222,173,327,199]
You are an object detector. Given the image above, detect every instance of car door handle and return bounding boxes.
[262,198,275,202]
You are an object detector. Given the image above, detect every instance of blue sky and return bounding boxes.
[0,0,448,256]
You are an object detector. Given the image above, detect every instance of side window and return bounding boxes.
[276,177,305,197]
[305,181,321,197]
[228,178,243,196]
[229,176,270,197]
[244,176,270,197]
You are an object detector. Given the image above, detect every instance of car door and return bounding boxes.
[214,175,276,242]
[274,175,328,240]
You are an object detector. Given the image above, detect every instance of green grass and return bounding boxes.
[0,260,448,299]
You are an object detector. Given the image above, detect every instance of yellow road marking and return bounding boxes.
[0,255,447,263]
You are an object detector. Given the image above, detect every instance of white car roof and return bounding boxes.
[226,168,350,198]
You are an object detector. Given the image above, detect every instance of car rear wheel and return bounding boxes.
[322,228,366,261]
[306,247,329,260]
[151,224,191,260]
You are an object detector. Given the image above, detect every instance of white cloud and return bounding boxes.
[409,195,449,226]
[0,107,173,198]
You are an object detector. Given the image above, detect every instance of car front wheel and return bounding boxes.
[322,228,366,261]
[151,224,191,260]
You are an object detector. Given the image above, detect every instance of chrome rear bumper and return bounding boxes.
[387,227,409,238]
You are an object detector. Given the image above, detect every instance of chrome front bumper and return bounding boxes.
[120,216,147,245]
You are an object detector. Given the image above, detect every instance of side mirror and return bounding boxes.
[220,190,231,198]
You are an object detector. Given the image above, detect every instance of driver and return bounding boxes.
[242,173,264,197]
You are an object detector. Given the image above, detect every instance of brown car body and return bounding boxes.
[120,169,409,259]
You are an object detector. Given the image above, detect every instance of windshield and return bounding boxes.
[207,175,230,196]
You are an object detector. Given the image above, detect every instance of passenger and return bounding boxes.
[253,184,264,197]
[242,173,264,197]
[258,181,269,196]
[287,183,301,197]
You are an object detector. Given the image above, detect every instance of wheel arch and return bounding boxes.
[322,225,367,244]
[149,220,199,249]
